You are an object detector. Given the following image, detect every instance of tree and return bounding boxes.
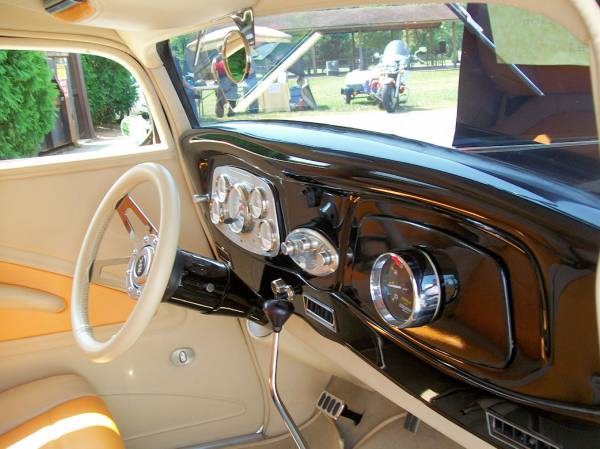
[81,54,138,125]
[0,50,58,159]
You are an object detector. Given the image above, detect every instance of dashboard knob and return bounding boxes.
[370,249,456,329]
[280,238,318,256]
[281,228,339,277]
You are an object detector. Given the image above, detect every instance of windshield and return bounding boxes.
[166,3,599,198]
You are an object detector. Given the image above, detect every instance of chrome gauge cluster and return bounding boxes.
[209,166,280,257]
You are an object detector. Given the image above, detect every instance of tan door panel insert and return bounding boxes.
[0,261,134,342]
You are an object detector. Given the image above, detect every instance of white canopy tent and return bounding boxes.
[186,26,291,52]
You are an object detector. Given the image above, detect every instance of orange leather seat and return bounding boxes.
[0,375,124,449]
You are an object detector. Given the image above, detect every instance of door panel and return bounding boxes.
[0,150,266,448]
[0,304,265,449]
[0,261,134,341]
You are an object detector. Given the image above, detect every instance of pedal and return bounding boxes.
[316,391,362,425]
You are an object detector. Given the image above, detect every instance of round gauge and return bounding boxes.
[370,251,443,329]
[215,174,231,202]
[209,199,224,225]
[227,184,251,233]
[249,187,268,219]
[258,219,277,251]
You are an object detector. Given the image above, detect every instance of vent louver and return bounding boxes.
[486,411,560,449]
[303,295,337,332]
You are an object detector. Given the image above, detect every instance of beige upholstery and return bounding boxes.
[0,374,124,449]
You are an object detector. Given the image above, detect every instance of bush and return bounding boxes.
[81,54,138,125]
[0,50,58,159]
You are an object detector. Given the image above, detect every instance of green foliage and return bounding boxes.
[81,54,138,125]
[315,33,354,64]
[0,50,58,159]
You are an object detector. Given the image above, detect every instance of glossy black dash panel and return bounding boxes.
[351,215,513,369]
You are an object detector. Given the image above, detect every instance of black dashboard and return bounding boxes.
[172,120,600,449]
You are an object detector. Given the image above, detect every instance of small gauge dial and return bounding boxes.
[227,184,251,233]
[209,200,224,225]
[370,250,444,328]
[258,219,277,251]
[215,174,231,202]
[249,187,268,219]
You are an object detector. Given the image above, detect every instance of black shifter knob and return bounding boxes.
[264,279,295,332]
[263,299,294,332]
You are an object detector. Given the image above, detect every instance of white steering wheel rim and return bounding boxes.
[71,163,180,363]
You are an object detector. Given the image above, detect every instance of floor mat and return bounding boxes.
[354,414,464,449]
[227,412,343,449]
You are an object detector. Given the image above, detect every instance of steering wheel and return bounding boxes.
[71,163,180,363]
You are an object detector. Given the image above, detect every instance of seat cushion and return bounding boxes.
[0,375,124,449]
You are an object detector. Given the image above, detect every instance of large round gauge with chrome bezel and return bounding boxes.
[257,219,277,251]
[215,174,232,202]
[370,249,444,329]
[249,187,268,219]
[226,183,252,234]
[209,199,224,225]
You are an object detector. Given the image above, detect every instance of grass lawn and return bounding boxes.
[197,69,459,122]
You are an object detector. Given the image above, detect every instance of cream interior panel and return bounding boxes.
[0,304,265,449]
[284,315,495,449]
[0,151,211,277]
[243,323,333,437]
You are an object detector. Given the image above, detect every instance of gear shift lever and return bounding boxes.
[263,279,310,449]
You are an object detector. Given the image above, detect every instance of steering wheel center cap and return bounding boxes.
[135,253,148,277]
[126,234,158,298]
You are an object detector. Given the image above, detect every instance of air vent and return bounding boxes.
[486,411,560,449]
[303,295,337,332]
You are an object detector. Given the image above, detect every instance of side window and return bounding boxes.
[0,51,156,161]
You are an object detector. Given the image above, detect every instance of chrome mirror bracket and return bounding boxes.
[231,8,255,46]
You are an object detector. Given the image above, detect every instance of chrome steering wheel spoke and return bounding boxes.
[116,194,158,242]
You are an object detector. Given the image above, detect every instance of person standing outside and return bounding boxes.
[211,45,238,118]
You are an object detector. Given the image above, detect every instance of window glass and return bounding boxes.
[167,3,599,198]
[0,51,156,161]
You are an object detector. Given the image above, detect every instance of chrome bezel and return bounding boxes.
[227,183,251,234]
[249,187,268,219]
[370,252,420,328]
[215,174,231,202]
[209,199,224,224]
[258,219,276,251]
[369,250,442,329]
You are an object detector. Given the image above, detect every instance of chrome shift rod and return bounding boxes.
[263,279,310,449]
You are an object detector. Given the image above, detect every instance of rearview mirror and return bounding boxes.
[222,30,251,84]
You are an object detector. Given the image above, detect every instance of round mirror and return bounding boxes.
[222,30,251,83]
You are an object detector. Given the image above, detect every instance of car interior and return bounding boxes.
[0,0,599,449]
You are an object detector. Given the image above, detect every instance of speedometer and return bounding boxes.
[226,183,251,234]
[370,250,444,328]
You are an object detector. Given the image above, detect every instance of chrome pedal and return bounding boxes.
[316,391,362,425]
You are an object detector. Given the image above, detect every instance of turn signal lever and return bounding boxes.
[263,279,310,449]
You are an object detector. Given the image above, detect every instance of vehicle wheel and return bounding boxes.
[344,92,352,104]
[382,84,398,113]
